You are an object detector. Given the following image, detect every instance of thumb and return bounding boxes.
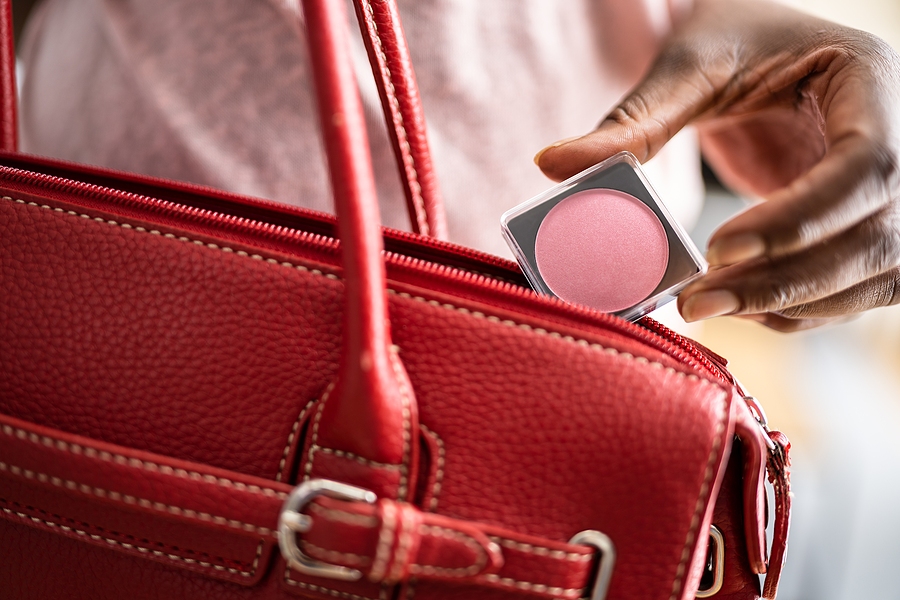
[534,55,713,182]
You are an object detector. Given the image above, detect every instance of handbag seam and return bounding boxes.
[417,424,444,512]
[276,398,318,482]
[0,422,288,500]
[667,397,728,600]
[410,523,487,577]
[488,537,593,562]
[0,501,263,577]
[301,539,372,566]
[479,573,582,598]
[6,196,727,394]
[0,457,275,537]
[0,497,256,568]
[313,445,403,470]
[361,0,429,236]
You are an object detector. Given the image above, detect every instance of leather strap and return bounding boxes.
[0,0,15,152]
[352,0,447,239]
[300,0,416,476]
[0,411,595,598]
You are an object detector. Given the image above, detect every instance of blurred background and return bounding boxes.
[8,0,900,599]
[679,2,900,599]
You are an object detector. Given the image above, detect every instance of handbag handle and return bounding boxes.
[0,0,423,483]
[0,0,446,238]
[351,0,448,239]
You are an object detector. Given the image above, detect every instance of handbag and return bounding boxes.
[0,0,792,599]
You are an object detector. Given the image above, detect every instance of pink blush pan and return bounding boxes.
[534,189,669,313]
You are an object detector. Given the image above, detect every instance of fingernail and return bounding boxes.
[534,135,584,166]
[681,290,741,322]
[707,233,765,266]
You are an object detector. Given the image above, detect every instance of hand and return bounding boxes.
[534,0,900,332]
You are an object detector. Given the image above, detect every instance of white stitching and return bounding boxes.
[0,459,275,537]
[388,503,416,582]
[0,424,287,500]
[283,578,379,600]
[0,505,263,577]
[369,500,398,581]
[276,398,317,482]
[6,196,725,390]
[303,384,332,482]
[360,0,429,236]
[480,573,581,598]
[488,537,593,562]
[667,398,728,600]
[314,445,402,470]
[308,502,379,528]
[301,540,372,567]
[389,348,412,499]
[410,524,487,578]
[418,425,444,512]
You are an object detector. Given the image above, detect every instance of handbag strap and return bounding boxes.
[0,0,15,152]
[0,408,792,598]
[300,0,416,491]
[0,411,598,598]
[351,0,447,239]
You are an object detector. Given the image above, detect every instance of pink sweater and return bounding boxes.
[19,0,702,257]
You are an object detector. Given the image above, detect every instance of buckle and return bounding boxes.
[569,530,616,600]
[696,525,725,597]
[278,478,377,581]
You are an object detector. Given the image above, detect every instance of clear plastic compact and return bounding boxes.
[501,152,707,321]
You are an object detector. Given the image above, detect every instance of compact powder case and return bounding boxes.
[501,152,707,321]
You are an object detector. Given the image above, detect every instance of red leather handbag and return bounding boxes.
[0,0,791,599]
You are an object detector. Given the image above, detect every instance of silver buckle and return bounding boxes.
[696,525,725,597]
[278,478,377,581]
[569,530,616,600]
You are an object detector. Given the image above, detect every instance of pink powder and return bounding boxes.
[534,189,669,312]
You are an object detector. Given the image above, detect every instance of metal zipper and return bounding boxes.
[0,162,730,384]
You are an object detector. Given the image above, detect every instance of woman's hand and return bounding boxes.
[535,0,900,331]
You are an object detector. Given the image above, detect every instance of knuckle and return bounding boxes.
[863,219,900,275]
[885,268,900,307]
[741,271,807,314]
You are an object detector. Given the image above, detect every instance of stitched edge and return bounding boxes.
[0,459,274,537]
[387,503,416,582]
[6,196,726,392]
[409,524,487,578]
[369,500,398,581]
[301,540,372,567]
[488,536,593,563]
[389,348,412,499]
[360,0,429,236]
[480,573,582,598]
[313,445,402,470]
[0,503,263,577]
[667,398,728,600]
[283,579,380,600]
[418,425,444,512]
[308,502,379,528]
[0,423,288,501]
[276,398,318,482]
[1,497,255,568]
[302,385,333,482]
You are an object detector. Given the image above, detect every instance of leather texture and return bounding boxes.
[352,0,447,239]
[0,0,791,598]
